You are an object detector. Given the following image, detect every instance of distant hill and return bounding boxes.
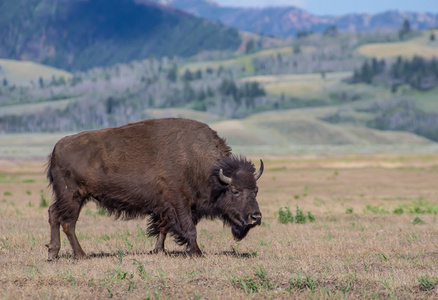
[0,59,72,87]
[152,0,438,37]
[0,0,241,71]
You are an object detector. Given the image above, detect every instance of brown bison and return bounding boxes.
[45,118,263,259]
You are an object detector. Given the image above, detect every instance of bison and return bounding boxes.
[45,118,264,259]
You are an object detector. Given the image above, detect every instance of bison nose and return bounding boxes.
[250,212,262,225]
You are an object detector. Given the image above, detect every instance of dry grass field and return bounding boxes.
[1,154,438,299]
[356,29,438,59]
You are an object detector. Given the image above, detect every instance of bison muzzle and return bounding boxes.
[45,118,264,259]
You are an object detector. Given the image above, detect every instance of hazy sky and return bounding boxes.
[215,0,438,15]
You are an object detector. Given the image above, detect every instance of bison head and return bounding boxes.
[213,156,264,241]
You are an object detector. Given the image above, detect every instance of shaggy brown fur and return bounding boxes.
[45,118,263,259]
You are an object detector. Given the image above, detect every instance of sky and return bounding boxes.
[214,0,438,15]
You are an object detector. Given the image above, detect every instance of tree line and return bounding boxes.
[351,56,438,91]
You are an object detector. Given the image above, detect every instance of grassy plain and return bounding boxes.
[1,154,438,299]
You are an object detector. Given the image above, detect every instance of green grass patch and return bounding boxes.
[363,205,389,214]
[22,179,36,183]
[289,272,317,291]
[418,275,436,291]
[230,265,274,294]
[393,198,438,214]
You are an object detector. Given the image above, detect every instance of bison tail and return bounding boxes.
[45,153,54,187]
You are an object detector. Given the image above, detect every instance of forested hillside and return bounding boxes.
[0,0,241,71]
[0,30,374,132]
[2,29,438,146]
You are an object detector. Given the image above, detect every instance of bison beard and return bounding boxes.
[45,118,263,260]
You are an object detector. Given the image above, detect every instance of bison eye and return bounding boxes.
[231,188,240,196]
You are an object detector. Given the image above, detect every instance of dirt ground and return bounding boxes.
[0,154,438,299]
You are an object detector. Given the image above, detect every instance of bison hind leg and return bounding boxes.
[48,173,88,260]
[46,204,61,261]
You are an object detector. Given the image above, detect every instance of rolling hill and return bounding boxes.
[0,59,72,87]
[0,107,435,158]
[357,29,438,59]
[0,0,241,71]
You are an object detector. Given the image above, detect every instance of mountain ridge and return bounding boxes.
[152,0,438,37]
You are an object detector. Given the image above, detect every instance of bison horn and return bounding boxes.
[219,169,232,185]
[254,159,264,181]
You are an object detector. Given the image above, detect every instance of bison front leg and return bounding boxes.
[185,223,203,257]
[166,205,203,257]
[153,231,167,254]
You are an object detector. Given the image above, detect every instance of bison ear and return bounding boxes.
[254,159,264,181]
[219,169,232,185]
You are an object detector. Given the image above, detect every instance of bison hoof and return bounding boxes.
[46,243,60,261]
[47,254,58,261]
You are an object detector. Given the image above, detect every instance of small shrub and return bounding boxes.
[307,211,316,222]
[393,207,404,215]
[411,216,426,225]
[345,207,354,214]
[278,206,316,224]
[4,191,12,196]
[295,206,307,223]
[278,206,294,223]
[39,191,49,208]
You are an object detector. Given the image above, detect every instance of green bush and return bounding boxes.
[278,206,294,224]
[393,207,404,215]
[411,216,426,225]
[278,205,316,224]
